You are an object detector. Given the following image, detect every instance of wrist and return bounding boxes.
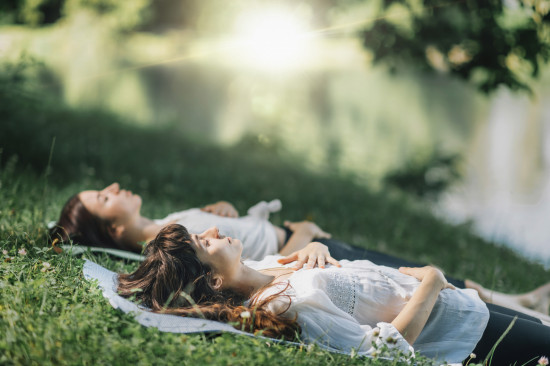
[422,269,446,290]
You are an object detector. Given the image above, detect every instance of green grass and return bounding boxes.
[1,67,549,365]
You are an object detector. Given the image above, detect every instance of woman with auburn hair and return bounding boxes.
[51,182,550,319]
[118,224,550,365]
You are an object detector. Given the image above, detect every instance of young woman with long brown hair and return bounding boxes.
[49,182,330,259]
[51,182,550,319]
[117,224,549,365]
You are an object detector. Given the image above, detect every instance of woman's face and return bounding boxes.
[79,182,142,224]
[190,226,243,280]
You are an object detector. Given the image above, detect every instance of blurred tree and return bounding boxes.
[63,0,151,31]
[139,0,191,31]
[383,153,461,198]
[0,0,62,26]
[359,0,550,93]
[0,0,151,30]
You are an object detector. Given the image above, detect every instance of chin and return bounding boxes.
[234,239,243,252]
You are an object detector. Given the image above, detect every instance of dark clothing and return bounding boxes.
[466,306,549,365]
[284,228,465,288]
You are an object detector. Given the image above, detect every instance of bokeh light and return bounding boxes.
[229,6,313,72]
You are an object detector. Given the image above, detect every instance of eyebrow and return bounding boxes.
[191,234,202,250]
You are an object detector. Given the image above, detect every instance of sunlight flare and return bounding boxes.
[230,7,313,71]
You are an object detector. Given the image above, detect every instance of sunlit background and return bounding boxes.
[1,0,550,266]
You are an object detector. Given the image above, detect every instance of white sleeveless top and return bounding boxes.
[246,255,489,363]
[155,200,281,261]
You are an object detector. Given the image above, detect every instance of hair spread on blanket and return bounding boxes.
[117,224,299,339]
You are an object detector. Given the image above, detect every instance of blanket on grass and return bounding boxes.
[84,260,449,365]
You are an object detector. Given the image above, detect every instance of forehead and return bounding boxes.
[79,190,99,201]
[79,190,99,211]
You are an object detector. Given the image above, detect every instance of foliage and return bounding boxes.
[360,0,550,93]
[63,0,151,31]
[1,63,550,364]
[0,0,150,30]
[0,0,61,26]
[383,153,461,198]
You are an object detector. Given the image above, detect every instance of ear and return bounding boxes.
[108,223,125,240]
[210,275,224,291]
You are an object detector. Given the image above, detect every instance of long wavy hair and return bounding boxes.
[49,194,120,250]
[117,224,299,339]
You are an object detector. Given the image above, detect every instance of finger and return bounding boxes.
[293,259,306,270]
[201,205,213,212]
[277,253,298,264]
[317,256,326,269]
[327,256,341,267]
[445,283,456,290]
[306,256,316,269]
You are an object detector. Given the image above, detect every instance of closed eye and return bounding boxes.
[97,193,109,203]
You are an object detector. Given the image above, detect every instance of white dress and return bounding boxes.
[155,200,281,261]
[246,256,489,363]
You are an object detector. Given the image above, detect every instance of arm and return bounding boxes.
[277,221,331,256]
[201,201,239,217]
[391,266,455,345]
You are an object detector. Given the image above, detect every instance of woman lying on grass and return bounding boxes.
[117,224,549,364]
[51,182,550,320]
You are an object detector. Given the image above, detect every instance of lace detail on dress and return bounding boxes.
[325,271,357,316]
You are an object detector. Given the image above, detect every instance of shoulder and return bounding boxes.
[253,281,294,316]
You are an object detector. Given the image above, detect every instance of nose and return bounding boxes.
[102,182,120,194]
[204,226,220,239]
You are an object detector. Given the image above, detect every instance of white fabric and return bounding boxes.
[82,260,391,360]
[246,256,489,364]
[155,200,281,261]
[62,245,145,261]
[247,199,282,220]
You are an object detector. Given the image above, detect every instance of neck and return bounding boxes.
[139,216,164,242]
[117,215,163,252]
[225,264,276,298]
